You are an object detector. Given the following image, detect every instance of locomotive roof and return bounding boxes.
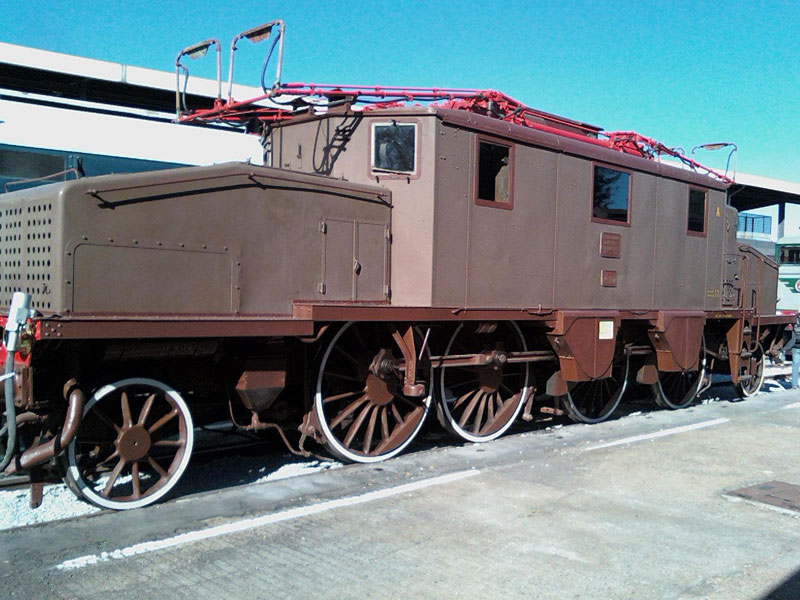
[430,107,729,191]
[182,92,731,191]
[1,160,392,205]
[266,102,729,191]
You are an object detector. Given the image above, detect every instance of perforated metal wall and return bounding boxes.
[0,201,55,310]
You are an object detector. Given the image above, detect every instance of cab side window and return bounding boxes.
[592,165,630,225]
[687,188,707,235]
[475,139,513,209]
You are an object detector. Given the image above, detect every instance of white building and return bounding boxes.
[0,41,266,193]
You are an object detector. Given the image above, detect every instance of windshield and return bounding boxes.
[778,245,800,265]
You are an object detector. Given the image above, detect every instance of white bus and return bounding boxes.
[775,235,800,314]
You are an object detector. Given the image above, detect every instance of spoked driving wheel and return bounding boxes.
[652,353,707,409]
[314,322,431,463]
[438,322,529,442]
[65,378,194,510]
[735,343,765,397]
[560,351,629,424]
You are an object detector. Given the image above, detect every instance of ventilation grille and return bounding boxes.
[0,202,55,311]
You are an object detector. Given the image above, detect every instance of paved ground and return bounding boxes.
[1,381,799,599]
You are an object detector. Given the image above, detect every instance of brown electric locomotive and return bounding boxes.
[0,19,789,509]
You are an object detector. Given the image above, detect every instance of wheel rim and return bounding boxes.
[438,322,529,442]
[314,322,431,463]
[66,378,194,510]
[652,357,706,409]
[561,353,629,424]
[737,344,765,397]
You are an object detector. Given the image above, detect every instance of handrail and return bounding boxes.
[3,168,81,193]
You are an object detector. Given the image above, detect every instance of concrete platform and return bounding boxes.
[2,384,799,599]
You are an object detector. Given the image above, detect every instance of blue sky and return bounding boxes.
[3,0,799,182]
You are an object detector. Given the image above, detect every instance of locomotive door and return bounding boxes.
[322,218,388,301]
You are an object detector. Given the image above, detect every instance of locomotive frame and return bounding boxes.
[0,19,791,510]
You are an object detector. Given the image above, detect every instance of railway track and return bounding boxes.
[1,368,793,496]
[764,363,792,380]
[0,427,275,491]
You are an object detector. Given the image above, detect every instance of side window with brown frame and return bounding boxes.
[687,188,707,235]
[475,138,513,209]
[592,164,630,225]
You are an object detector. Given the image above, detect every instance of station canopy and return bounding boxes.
[729,173,800,212]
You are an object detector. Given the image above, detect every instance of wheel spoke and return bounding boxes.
[148,408,178,434]
[343,403,372,448]
[92,407,122,434]
[380,406,390,440]
[352,324,369,353]
[395,396,419,410]
[76,438,116,447]
[95,449,121,468]
[147,455,169,480]
[131,462,141,499]
[458,392,481,428]
[333,344,363,369]
[391,403,404,425]
[447,376,481,391]
[473,393,487,435]
[323,389,365,404]
[152,439,184,447]
[326,371,365,384]
[138,393,157,426]
[330,395,368,429]
[363,406,379,454]
[374,406,424,454]
[102,457,128,498]
[453,389,477,409]
[120,391,133,428]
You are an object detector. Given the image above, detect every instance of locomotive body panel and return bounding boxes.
[652,177,705,310]
[269,110,439,307]
[0,109,767,323]
[435,124,558,309]
[0,163,391,319]
[268,108,736,314]
[702,190,727,311]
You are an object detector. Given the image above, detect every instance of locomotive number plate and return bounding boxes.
[601,269,617,287]
[599,232,621,258]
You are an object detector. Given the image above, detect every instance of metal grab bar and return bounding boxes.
[3,168,81,193]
